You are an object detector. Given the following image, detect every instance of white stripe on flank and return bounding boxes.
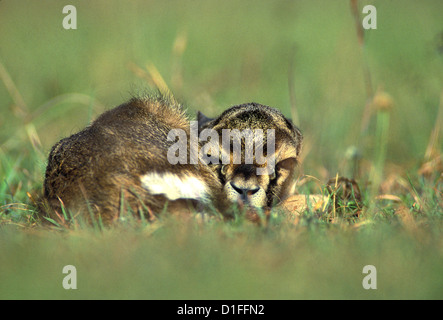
[140,172,209,201]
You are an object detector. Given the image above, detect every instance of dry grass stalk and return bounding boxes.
[288,45,300,126]
[171,31,187,92]
[281,194,328,214]
[0,59,44,158]
[349,0,374,135]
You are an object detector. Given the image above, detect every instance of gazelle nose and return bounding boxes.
[230,182,260,201]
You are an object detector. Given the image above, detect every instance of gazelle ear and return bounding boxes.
[276,157,297,171]
[197,111,214,132]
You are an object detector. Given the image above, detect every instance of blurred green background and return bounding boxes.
[0,0,442,300]
[1,0,442,176]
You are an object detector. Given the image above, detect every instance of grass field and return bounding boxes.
[0,0,442,300]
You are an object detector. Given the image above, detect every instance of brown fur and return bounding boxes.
[43,95,227,224]
[42,97,302,225]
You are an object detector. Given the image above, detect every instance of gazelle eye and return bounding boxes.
[220,165,228,175]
